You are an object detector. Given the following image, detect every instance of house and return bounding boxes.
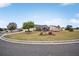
[61,27,65,31]
[23,28,34,32]
[35,25,49,31]
[22,25,62,32]
[49,25,61,32]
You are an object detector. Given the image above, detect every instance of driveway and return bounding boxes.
[0,39,79,56]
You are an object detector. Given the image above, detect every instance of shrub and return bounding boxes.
[48,31,56,36]
[69,28,74,32]
[40,32,43,35]
[48,31,53,35]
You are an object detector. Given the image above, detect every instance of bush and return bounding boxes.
[48,31,56,36]
[48,31,53,35]
[69,28,74,32]
[40,31,56,36]
[40,32,43,35]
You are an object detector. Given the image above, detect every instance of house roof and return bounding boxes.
[35,25,49,28]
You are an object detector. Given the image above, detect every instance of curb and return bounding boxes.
[0,33,79,45]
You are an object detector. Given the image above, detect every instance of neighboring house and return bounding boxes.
[49,25,61,32]
[23,28,34,32]
[35,25,49,31]
[5,28,23,32]
[61,27,65,31]
[22,25,63,32]
[13,28,23,32]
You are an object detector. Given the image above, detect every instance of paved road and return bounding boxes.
[0,39,79,56]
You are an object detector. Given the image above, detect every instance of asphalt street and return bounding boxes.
[0,39,79,56]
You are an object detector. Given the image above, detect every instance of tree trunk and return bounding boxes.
[28,29,30,32]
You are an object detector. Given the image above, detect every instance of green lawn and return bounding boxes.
[4,31,79,41]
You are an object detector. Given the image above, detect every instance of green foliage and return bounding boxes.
[57,25,61,29]
[0,28,3,31]
[65,25,74,32]
[69,28,74,32]
[75,27,79,30]
[7,22,17,31]
[23,21,34,31]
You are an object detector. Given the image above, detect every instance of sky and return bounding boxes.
[0,3,79,28]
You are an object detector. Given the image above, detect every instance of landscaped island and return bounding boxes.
[1,21,79,41]
[4,31,79,41]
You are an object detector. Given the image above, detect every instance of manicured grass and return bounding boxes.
[5,31,79,41]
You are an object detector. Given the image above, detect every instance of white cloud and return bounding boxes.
[44,18,79,27]
[44,18,68,27]
[0,3,11,8]
[33,15,39,19]
[70,13,79,23]
[75,13,79,17]
[0,20,9,28]
[70,18,79,24]
[60,3,73,6]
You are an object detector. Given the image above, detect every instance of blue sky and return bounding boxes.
[0,3,79,28]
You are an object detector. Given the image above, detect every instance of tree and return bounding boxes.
[0,28,3,31]
[57,25,61,29]
[65,25,73,32]
[75,27,79,30]
[3,28,7,31]
[23,21,34,32]
[7,22,17,32]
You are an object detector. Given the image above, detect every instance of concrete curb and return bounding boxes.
[0,32,79,45]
